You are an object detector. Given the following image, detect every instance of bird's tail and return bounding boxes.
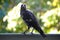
[34,25,46,38]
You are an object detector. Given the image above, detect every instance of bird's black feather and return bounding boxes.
[20,4,46,38]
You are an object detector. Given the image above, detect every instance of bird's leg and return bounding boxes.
[23,27,30,34]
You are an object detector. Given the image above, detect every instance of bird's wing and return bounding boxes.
[26,10,37,21]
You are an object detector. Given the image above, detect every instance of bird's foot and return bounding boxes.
[22,32,27,35]
[31,32,34,35]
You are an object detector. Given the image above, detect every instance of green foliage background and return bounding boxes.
[0,0,60,34]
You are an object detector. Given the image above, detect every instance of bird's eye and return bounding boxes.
[23,5,25,6]
[21,4,26,7]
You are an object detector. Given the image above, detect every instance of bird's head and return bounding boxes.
[21,4,26,10]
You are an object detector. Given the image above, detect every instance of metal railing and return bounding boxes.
[0,33,60,40]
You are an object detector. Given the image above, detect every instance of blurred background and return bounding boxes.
[0,0,60,34]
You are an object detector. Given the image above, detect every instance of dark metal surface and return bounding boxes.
[0,33,60,40]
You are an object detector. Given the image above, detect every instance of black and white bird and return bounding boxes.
[20,4,46,38]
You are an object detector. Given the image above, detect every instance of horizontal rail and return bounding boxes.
[0,33,60,40]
